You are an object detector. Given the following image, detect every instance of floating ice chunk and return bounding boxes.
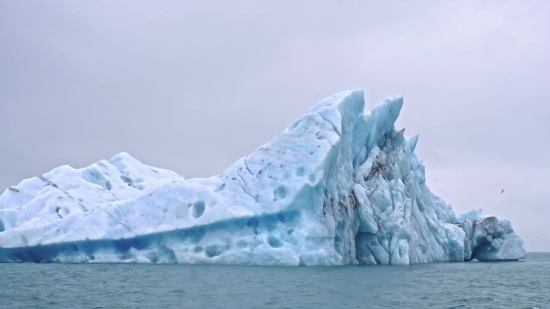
[0,90,527,265]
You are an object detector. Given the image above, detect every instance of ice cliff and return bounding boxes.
[0,90,527,264]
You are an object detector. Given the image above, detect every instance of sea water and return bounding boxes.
[1,253,548,308]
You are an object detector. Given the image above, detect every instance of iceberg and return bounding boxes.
[0,90,527,265]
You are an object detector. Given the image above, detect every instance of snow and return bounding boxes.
[0,90,527,264]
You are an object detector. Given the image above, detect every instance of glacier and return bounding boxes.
[0,90,527,265]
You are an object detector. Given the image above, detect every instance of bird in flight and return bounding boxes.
[501,189,504,193]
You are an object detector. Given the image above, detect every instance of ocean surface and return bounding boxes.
[0,253,548,309]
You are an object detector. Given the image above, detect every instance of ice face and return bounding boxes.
[0,90,527,264]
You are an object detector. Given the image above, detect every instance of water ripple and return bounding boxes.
[0,253,549,308]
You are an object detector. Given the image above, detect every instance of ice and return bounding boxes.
[457,209,483,221]
[459,216,527,261]
[0,90,527,264]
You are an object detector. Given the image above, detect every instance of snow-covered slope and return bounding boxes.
[0,90,527,264]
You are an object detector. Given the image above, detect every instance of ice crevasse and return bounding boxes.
[0,90,527,265]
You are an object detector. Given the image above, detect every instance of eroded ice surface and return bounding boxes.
[0,90,527,264]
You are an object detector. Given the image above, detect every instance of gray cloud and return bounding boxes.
[1,0,549,250]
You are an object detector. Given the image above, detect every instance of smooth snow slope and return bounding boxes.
[0,90,527,264]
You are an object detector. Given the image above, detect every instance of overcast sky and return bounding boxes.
[1,1,549,251]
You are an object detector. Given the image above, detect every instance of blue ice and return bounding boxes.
[0,90,527,264]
